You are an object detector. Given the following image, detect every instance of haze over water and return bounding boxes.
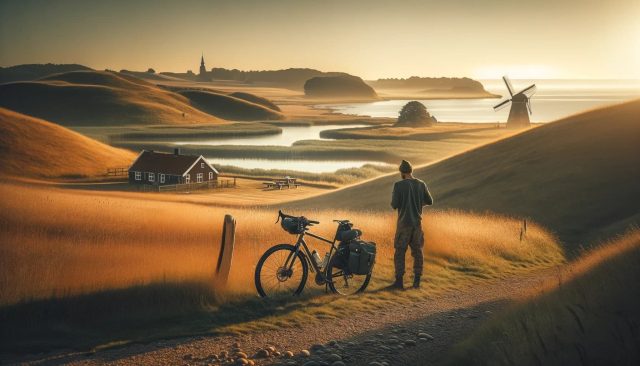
[322,79,640,123]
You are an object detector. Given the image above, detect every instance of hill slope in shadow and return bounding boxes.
[0,71,222,126]
[178,90,284,121]
[0,108,135,178]
[286,100,640,254]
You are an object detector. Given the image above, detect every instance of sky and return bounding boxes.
[1,0,639,80]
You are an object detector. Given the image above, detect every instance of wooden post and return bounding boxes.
[215,214,236,288]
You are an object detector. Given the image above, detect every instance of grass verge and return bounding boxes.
[444,229,640,366]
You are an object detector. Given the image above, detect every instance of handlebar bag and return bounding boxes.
[348,240,377,275]
[281,217,303,234]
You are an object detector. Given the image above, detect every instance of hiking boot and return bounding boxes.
[386,277,404,291]
[412,275,421,289]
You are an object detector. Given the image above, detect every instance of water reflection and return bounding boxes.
[175,124,367,147]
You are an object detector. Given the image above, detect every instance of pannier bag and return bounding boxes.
[348,240,377,275]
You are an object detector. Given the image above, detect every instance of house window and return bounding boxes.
[197,173,203,183]
[185,174,190,184]
[201,162,204,168]
[208,172,213,180]
[135,171,141,181]
[160,174,165,184]
[149,173,155,182]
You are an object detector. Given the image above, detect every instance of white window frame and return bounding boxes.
[160,174,165,184]
[197,173,203,183]
[201,162,204,168]
[208,172,213,180]
[148,172,155,182]
[135,171,141,181]
[185,174,190,184]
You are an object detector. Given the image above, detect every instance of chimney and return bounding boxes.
[174,148,180,156]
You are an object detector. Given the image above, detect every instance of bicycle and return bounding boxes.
[254,210,373,297]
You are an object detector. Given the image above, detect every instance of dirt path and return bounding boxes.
[25,267,562,366]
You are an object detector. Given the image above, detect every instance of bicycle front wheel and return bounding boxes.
[326,255,371,295]
[255,244,308,298]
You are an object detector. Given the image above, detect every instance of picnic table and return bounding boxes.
[263,177,300,190]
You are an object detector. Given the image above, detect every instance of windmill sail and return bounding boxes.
[502,76,515,96]
[520,84,537,98]
[493,99,511,111]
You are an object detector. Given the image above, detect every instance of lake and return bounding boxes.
[175,124,367,147]
[320,79,640,123]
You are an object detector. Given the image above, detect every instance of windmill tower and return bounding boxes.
[493,76,536,128]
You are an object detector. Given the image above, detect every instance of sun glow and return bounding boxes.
[473,65,560,80]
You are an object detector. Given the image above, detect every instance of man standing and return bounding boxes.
[389,160,433,290]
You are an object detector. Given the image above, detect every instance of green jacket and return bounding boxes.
[391,178,433,227]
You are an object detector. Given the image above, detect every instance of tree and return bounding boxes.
[396,101,435,126]
[147,68,156,74]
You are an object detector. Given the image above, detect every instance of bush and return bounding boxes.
[396,101,436,126]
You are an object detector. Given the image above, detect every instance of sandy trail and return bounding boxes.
[22,266,562,366]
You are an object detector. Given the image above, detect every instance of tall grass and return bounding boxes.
[0,182,563,355]
[445,229,640,366]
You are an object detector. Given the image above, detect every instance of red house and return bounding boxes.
[128,149,218,186]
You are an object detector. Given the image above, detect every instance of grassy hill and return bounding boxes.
[178,90,285,121]
[0,63,92,84]
[0,108,135,178]
[0,70,222,126]
[287,100,640,254]
[445,229,640,366]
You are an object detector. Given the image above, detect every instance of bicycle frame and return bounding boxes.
[283,229,337,281]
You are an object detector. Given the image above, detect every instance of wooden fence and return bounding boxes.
[157,178,236,193]
[106,167,128,177]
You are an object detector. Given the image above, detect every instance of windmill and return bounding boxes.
[493,76,536,128]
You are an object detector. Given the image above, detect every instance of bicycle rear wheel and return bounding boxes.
[326,255,371,295]
[255,244,308,297]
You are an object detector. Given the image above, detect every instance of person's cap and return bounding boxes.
[399,159,413,173]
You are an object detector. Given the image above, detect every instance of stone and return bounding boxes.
[232,342,241,348]
[236,358,249,366]
[267,345,277,353]
[284,351,294,358]
[326,354,342,362]
[302,361,319,366]
[301,350,311,357]
[255,349,270,358]
[327,340,338,347]
[368,362,383,366]
[404,340,417,347]
[311,344,325,352]
[247,361,255,366]
[332,362,346,366]
[235,352,248,359]
[418,333,434,340]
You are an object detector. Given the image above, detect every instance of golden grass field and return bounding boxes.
[446,228,640,366]
[0,180,563,353]
[0,181,563,305]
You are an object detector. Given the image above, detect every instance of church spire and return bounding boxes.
[199,52,207,76]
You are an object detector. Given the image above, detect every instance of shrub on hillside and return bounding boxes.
[395,101,436,127]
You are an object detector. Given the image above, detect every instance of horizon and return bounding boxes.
[1,0,639,80]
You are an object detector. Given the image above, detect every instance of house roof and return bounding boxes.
[128,150,218,176]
